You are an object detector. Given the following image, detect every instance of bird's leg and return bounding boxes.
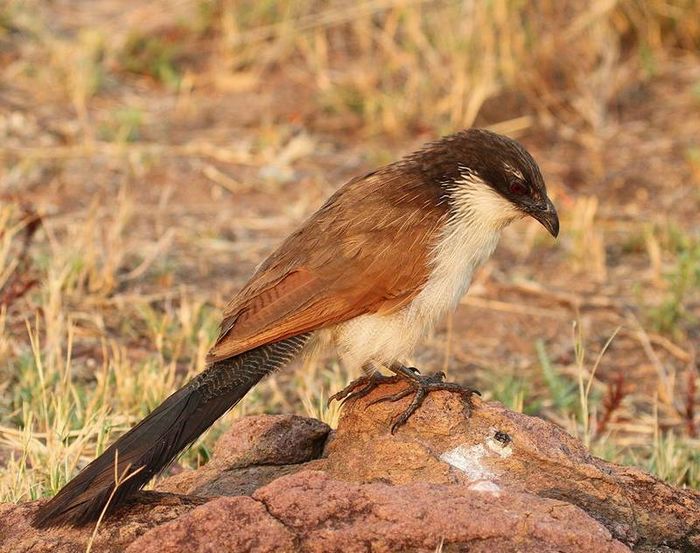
[329,362,480,433]
[328,363,402,406]
[369,362,481,434]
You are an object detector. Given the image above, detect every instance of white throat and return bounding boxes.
[409,171,521,322]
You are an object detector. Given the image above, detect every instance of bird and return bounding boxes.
[33,128,559,528]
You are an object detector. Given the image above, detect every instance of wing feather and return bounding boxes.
[206,168,449,363]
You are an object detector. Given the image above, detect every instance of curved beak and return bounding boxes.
[529,197,559,238]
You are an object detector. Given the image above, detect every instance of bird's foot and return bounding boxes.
[369,367,481,434]
[328,372,403,406]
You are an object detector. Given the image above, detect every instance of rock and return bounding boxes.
[157,414,330,496]
[0,492,205,553]
[317,381,700,550]
[131,470,628,553]
[125,496,296,553]
[167,463,306,497]
[209,414,330,467]
[2,380,699,552]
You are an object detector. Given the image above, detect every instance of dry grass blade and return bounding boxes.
[85,453,145,553]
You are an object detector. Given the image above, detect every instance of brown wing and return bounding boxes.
[206,168,448,363]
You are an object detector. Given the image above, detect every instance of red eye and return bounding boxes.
[509,180,528,195]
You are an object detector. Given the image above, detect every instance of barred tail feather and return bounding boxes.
[33,334,310,528]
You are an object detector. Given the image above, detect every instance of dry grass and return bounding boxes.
[1,0,699,503]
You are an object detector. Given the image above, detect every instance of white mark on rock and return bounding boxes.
[468,480,501,494]
[439,444,494,481]
[440,430,513,484]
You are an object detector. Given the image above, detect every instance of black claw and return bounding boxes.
[329,373,400,406]
[338,382,375,405]
[328,376,371,405]
[390,386,429,434]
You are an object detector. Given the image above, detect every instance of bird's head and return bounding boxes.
[426,129,559,238]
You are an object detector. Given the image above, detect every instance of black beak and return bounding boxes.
[529,197,559,238]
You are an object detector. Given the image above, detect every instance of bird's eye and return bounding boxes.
[509,179,528,196]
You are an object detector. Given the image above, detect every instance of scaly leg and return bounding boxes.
[327,363,402,405]
[376,363,480,432]
[330,362,480,434]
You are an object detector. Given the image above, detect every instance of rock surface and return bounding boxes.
[2,381,699,552]
[130,471,628,553]
[0,492,205,553]
[158,414,331,497]
[320,383,700,551]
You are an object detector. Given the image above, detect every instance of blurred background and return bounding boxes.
[1,0,699,502]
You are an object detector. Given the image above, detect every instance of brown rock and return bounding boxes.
[4,381,699,552]
[158,414,330,496]
[178,463,306,497]
[0,492,205,553]
[317,381,700,550]
[125,496,296,553]
[209,414,331,467]
[131,470,629,553]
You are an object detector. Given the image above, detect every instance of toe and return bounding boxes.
[366,386,414,406]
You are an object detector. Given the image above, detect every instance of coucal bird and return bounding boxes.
[34,128,559,528]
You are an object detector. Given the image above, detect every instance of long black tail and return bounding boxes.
[33,333,310,528]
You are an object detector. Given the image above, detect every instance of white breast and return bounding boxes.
[332,173,521,370]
